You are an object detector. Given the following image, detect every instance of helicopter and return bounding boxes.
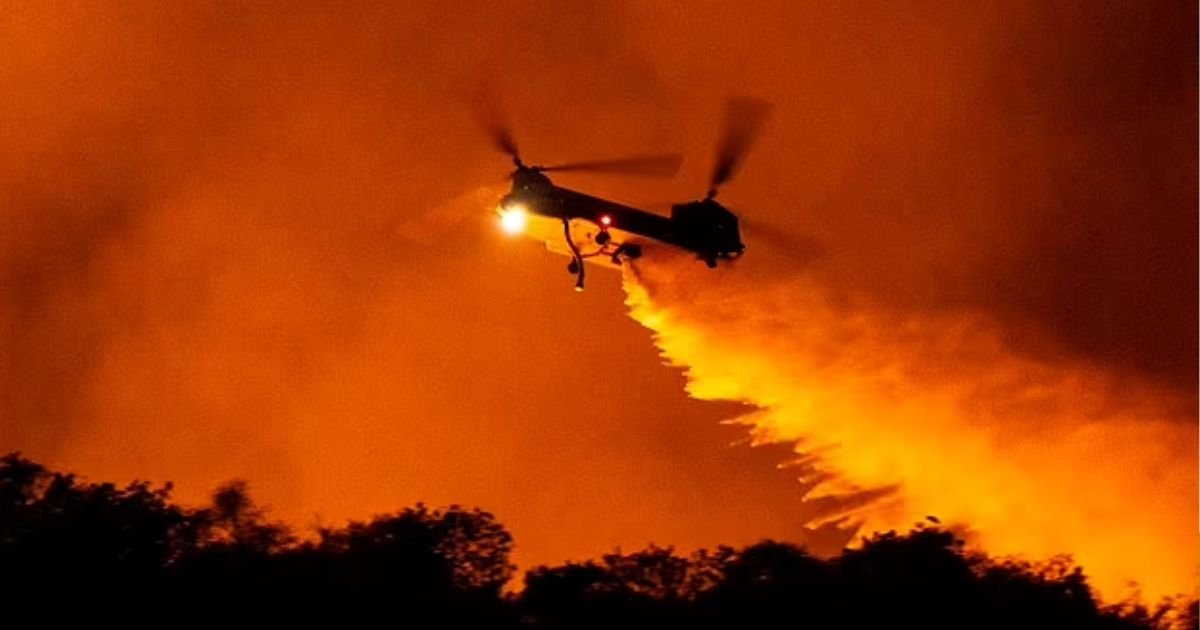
[487,98,771,290]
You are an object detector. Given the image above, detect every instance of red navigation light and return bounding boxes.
[600,215,612,227]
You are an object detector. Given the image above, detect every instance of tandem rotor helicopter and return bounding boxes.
[486,98,772,290]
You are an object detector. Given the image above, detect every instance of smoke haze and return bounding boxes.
[2,0,1194,598]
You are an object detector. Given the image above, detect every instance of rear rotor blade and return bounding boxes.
[540,153,684,178]
[710,97,772,192]
[739,216,826,267]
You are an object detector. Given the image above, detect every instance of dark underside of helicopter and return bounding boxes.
[482,96,771,290]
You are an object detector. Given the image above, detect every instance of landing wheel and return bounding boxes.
[567,259,580,275]
[705,256,718,269]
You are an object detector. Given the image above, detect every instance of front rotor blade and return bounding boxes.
[469,76,521,162]
[490,124,520,161]
[540,153,683,178]
[710,97,772,190]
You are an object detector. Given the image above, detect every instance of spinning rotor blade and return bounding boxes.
[739,215,826,267]
[709,97,773,193]
[540,153,684,178]
[469,76,522,163]
[488,122,520,162]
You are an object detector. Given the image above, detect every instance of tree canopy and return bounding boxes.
[0,452,1192,628]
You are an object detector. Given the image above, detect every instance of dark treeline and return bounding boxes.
[0,453,1194,628]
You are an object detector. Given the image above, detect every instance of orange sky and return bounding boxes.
[1,1,1195,594]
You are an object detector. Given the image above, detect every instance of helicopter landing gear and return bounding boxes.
[562,216,586,291]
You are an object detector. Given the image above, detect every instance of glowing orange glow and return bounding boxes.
[1,0,1192,602]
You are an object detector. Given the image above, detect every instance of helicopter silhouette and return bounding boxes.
[486,98,771,291]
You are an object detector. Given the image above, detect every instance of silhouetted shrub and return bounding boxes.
[0,452,1192,629]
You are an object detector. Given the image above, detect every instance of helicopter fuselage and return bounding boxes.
[497,167,744,273]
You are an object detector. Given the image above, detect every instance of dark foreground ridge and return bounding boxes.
[0,452,1194,628]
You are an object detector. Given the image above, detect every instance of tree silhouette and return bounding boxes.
[0,452,1192,629]
[701,540,840,626]
[205,479,293,552]
[308,503,515,620]
[0,453,194,620]
[0,454,190,577]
